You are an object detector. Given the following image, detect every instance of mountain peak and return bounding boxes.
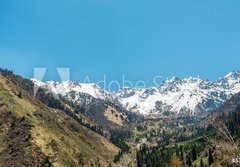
[31,71,240,116]
[224,70,240,79]
[166,76,181,83]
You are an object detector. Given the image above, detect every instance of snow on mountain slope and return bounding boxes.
[217,71,240,94]
[31,79,125,114]
[31,79,117,102]
[113,71,240,116]
[31,71,240,117]
[31,79,108,99]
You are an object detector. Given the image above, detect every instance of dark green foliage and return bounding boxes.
[17,91,22,98]
[208,149,214,165]
[187,156,192,167]
[114,151,123,163]
[136,137,206,167]
[179,145,184,158]
[137,144,174,167]
[125,111,144,123]
[224,107,240,138]
[200,158,204,167]
[191,145,197,161]
[136,125,147,132]
[110,130,130,162]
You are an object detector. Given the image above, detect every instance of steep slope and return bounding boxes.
[31,79,121,107]
[217,71,240,95]
[0,74,119,166]
[198,92,240,126]
[0,103,52,167]
[194,94,240,166]
[31,78,138,131]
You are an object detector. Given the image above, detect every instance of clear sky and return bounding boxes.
[0,0,240,87]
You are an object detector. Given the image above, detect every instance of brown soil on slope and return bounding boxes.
[0,102,52,167]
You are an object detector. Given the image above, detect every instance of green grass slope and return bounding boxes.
[0,74,119,167]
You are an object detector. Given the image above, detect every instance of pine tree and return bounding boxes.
[187,157,192,167]
[200,159,204,167]
[18,91,22,98]
[208,150,214,165]
[191,145,197,161]
[179,145,184,159]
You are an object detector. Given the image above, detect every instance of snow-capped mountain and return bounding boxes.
[114,71,240,116]
[217,71,240,93]
[31,71,240,117]
[31,78,123,111]
[31,79,110,100]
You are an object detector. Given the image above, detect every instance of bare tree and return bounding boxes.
[204,119,239,164]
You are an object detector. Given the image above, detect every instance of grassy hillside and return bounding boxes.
[0,74,119,166]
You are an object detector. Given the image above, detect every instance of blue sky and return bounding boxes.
[0,0,240,87]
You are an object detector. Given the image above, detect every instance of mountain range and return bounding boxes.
[31,71,240,117]
[1,68,240,166]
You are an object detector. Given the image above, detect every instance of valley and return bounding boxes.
[1,0,240,166]
[0,68,240,167]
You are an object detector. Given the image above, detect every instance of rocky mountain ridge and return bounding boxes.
[31,71,240,116]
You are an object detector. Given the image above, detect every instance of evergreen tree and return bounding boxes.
[200,159,204,167]
[18,91,22,98]
[191,145,197,161]
[187,156,192,167]
[208,149,214,165]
